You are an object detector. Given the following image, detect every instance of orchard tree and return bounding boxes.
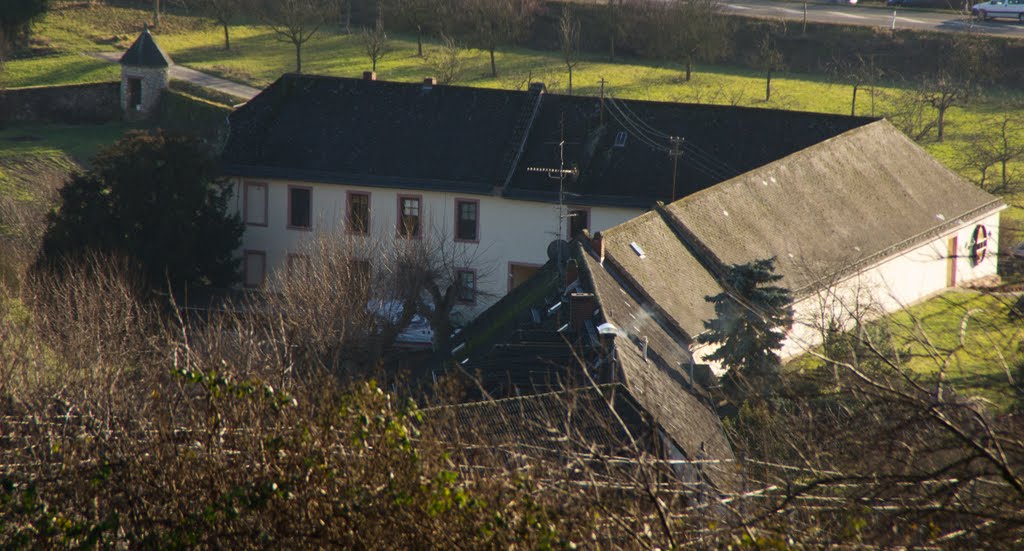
[750,20,786,102]
[558,7,581,95]
[196,0,245,50]
[361,7,389,72]
[259,0,329,73]
[697,258,793,393]
[386,0,435,57]
[459,0,539,78]
[40,130,242,293]
[648,0,732,82]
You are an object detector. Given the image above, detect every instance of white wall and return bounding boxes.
[693,209,1003,374]
[232,178,643,318]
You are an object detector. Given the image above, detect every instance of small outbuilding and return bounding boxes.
[119,27,172,119]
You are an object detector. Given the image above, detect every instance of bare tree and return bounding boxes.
[558,7,581,96]
[196,0,245,50]
[360,8,389,72]
[921,32,994,142]
[649,0,732,82]
[750,20,786,102]
[421,34,472,85]
[827,53,883,117]
[458,0,539,78]
[258,0,329,73]
[386,0,434,57]
[959,114,1024,193]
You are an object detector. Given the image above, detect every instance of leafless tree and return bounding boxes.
[385,0,434,57]
[258,0,329,73]
[195,0,245,50]
[920,32,994,142]
[750,20,786,102]
[458,0,540,78]
[827,53,883,117]
[558,7,581,96]
[960,114,1024,193]
[421,34,472,85]
[648,0,732,82]
[360,7,389,72]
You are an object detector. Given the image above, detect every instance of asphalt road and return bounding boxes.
[722,0,1024,37]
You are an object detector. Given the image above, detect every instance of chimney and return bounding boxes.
[592,231,605,263]
[363,71,376,81]
[422,77,437,90]
[570,293,596,334]
[642,336,649,363]
[565,258,579,287]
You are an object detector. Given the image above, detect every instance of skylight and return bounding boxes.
[630,242,645,258]
[614,131,628,148]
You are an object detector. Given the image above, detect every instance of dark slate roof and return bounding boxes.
[505,95,873,207]
[221,74,536,193]
[119,28,172,68]
[221,74,873,205]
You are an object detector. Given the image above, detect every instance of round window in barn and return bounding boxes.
[970,225,988,266]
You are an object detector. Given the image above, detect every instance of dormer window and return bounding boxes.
[614,131,628,148]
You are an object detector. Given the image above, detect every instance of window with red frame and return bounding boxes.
[348,192,370,234]
[399,196,421,238]
[455,199,478,241]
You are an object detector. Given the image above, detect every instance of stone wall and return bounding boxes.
[0,82,121,125]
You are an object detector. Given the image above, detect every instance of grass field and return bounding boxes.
[789,290,1024,410]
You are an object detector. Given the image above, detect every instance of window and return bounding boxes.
[243,251,266,288]
[288,186,312,230]
[347,192,370,235]
[243,181,268,226]
[455,199,479,242]
[613,131,628,148]
[287,254,310,280]
[398,195,421,238]
[127,77,142,109]
[456,269,477,304]
[568,208,590,239]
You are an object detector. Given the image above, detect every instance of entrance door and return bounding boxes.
[946,236,958,287]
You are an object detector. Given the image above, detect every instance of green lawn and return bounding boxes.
[791,290,1024,410]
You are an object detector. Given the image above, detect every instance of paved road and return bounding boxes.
[722,0,1024,37]
[88,51,261,101]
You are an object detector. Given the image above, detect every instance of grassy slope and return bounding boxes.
[789,290,1024,410]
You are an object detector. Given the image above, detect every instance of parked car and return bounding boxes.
[971,0,1024,21]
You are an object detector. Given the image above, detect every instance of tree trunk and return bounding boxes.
[609,35,615,61]
[937,104,947,142]
[851,83,858,116]
[489,47,497,77]
[223,22,230,50]
[416,25,423,57]
[567,66,573,95]
[153,0,161,28]
[685,58,692,82]
[372,55,377,71]
[295,41,302,73]
[765,70,772,102]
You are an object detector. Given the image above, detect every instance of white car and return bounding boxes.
[972,0,1024,21]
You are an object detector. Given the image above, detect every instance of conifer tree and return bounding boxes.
[698,258,793,391]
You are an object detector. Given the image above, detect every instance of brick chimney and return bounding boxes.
[363,71,376,81]
[570,293,595,334]
[592,231,605,263]
[422,77,437,90]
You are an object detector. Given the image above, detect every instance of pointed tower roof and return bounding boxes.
[120,27,172,68]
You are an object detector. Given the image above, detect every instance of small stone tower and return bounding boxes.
[119,27,172,119]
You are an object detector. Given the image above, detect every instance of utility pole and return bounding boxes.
[669,136,684,201]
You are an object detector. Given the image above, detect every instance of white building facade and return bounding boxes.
[232,177,642,317]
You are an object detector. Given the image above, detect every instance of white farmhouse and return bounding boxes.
[219,73,879,319]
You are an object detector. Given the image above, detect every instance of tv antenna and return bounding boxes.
[526,118,579,274]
